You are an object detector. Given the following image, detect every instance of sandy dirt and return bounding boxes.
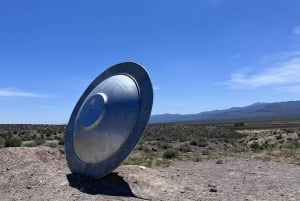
[0,146,299,201]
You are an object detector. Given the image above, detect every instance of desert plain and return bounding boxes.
[0,120,299,201]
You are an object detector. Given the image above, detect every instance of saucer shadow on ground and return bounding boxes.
[67,172,139,198]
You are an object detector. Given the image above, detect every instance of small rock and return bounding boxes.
[216,159,223,164]
[180,190,185,193]
[209,188,217,193]
[26,186,32,189]
[139,166,146,170]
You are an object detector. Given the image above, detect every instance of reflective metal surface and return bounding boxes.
[65,62,153,178]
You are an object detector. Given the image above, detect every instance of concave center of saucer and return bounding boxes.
[78,93,105,128]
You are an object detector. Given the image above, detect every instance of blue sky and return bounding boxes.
[1,0,300,124]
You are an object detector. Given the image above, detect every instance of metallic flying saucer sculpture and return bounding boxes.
[65,62,153,178]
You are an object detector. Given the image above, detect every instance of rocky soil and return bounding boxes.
[0,146,299,201]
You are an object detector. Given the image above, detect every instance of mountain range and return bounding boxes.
[150,100,300,123]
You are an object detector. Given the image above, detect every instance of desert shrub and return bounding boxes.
[198,138,208,147]
[0,139,5,147]
[5,137,22,147]
[283,129,293,133]
[20,131,27,135]
[47,136,54,140]
[191,155,202,162]
[159,142,170,149]
[263,140,270,149]
[178,143,191,152]
[0,132,7,138]
[202,149,209,155]
[35,138,45,145]
[178,136,187,142]
[163,149,177,159]
[189,140,197,146]
[284,138,299,149]
[210,138,218,144]
[142,146,151,153]
[58,138,65,145]
[23,141,37,147]
[46,142,58,148]
[249,137,258,141]
[136,144,143,151]
[249,141,261,151]
[54,135,61,140]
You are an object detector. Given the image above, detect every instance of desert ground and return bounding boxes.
[0,121,299,200]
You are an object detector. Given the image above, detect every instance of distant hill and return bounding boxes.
[150,100,300,123]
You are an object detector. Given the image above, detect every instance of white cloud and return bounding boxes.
[293,25,300,35]
[274,51,300,58]
[0,88,48,98]
[276,84,300,92]
[227,52,300,89]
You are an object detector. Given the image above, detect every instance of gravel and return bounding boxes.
[0,146,299,201]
